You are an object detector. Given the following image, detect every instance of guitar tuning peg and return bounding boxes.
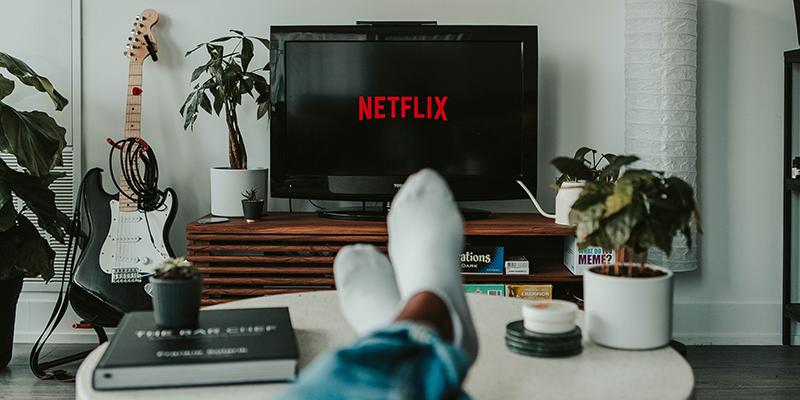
[140,16,146,21]
[133,22,138,26]
[135,15,140,20]
[131,29,135,34]
[124,51,129,56]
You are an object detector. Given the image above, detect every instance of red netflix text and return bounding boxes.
[359,96,447,121]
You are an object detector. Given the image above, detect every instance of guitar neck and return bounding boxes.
[119,61,144,212]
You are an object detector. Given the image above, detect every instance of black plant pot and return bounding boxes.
[242,199,266,222]
[150,275,203,329]
[0,274,24,369]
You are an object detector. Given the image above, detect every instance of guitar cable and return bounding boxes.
[107,137,168,212]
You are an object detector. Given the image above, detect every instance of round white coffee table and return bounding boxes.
[76,291,694,399]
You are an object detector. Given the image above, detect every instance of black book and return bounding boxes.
[93,307,299,390]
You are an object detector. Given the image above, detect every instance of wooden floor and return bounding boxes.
[1,343,800,399]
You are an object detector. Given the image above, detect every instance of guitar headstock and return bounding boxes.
[124,9,159,63]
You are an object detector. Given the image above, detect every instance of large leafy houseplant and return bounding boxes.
[180,30,270,170]
[0,52,80,282]
[568,164,702,276]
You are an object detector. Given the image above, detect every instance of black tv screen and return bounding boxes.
[270,24,538,210]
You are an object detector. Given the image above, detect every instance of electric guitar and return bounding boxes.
[71,9,177,327]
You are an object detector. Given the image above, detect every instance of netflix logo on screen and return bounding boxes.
[359,96,447,121]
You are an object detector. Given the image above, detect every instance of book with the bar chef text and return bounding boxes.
[93,307,298,390]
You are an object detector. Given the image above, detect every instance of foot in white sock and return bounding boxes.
[334,244,401,336]
[387,168,478,365]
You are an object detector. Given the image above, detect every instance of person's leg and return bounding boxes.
[388,168,478,365]
[394,291,453,342]
[333,244,401,336]
[276,169,474,399]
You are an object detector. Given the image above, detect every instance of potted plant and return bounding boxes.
[149,257,203,328]
[180,30,270,217]
[568,165,701,350]
[550,147,638,225]
[0,53,84,368]
[241,188,265,222]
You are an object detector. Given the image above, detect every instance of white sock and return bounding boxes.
[387,168,478,365]
[334,244,401,336]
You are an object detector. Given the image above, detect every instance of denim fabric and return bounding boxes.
[275,322,471,400]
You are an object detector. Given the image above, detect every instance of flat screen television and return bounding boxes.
[269,23,538,220]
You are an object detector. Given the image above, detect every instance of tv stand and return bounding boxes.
[318,205,491,221]
[186,212,580,306]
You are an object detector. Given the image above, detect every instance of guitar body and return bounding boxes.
[70,168,177,327]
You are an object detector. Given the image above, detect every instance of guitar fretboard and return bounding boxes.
[119,61,144,212]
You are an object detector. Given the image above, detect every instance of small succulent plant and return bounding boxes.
[241,188,259,201]
[152,257,200,280]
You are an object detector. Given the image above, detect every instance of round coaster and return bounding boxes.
[504,320,582,358]
[506,320,581,343]
[504,334,582,351]
[505,339,583,358]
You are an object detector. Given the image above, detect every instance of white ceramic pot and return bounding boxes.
[554,181,585,225]
[210,167,268,217]
[583,263,674,350]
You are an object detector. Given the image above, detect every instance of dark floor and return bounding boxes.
[1,343,800,399]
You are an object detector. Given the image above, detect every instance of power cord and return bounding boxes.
[516,180,555,219]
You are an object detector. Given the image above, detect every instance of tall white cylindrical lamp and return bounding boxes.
[625,0,698,271]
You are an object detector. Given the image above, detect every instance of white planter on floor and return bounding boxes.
[583,263,674,350]
[554,181,585,225]
[210,167,268,217]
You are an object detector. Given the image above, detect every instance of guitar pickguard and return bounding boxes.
[99,192,174,277]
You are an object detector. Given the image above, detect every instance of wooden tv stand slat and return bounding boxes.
[186,212,579,306]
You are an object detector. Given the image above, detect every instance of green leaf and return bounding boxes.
[551,157,594,181]
[0,104,67,176]
[0,199,16,232]
[179,91,195,116]
[182,92,198,130]
[257,100,269,120]
[0,158,12,207]
[222,66,239,96]
[230,30,244,37]
[240,37,254,72]
[190,65,206,83]
[0,226,20,280]
[0,52,68,111]
[0,73,14,101]
[212,88,224,116]
[13,213,55,282]
[185,43,205,57]
[573,146,595,161]
[200,92,212,115]
[252,36,270,50]
[0,163,60,239]
[209,36,236,43]
[603,192,632,218]
[599,155,639,182]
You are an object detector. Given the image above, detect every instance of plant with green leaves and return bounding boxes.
[0,52,84,282]
[180,30,270,170]
[152,257,200,280]
[551,147,639,186]
[568,166,701,276]
[241,188,259,201]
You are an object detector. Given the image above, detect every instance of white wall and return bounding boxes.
[4,0,799,344]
